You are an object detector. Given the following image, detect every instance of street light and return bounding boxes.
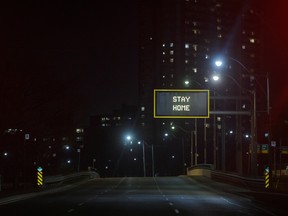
[137,140,146,177]
[213,58,266,177]
[125,134,155,177]
[212,71,256,173]
[171,124,196,167]
[183,78,207,166]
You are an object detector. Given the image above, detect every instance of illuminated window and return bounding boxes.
[170,50,174,55]
[62,137,68,141]
[76,128,84,133]
[193,44,197,51]
[170,58,174,63]
[170,43,174,47]
[250,38,255,43]
[185,43,189,49]
[141,106,145,111]
[76,136,83,141]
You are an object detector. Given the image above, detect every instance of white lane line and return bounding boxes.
[174,209,180,214]
[67,208,74,213]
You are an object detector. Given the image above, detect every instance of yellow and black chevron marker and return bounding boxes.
[37,166,43,187]
[264,166,269,189]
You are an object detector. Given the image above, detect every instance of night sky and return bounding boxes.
[0,1,139,126]
[262,0,288,128]
[1,0,288,128]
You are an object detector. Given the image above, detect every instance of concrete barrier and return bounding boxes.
[186,164,213,178]
[44,171,100,186]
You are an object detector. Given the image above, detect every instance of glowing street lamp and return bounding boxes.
[213,57,259,177]
[215,60,223,67]
[212,74,220,81]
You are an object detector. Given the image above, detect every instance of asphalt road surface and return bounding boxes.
[0,176,287,216]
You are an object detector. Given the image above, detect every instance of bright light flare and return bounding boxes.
[212,75,220,81]
[215,60,223,67]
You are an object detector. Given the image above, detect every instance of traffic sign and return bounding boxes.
[271,141,276,147]
[154,89,210,118]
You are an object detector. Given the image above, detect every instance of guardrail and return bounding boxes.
[187,164,213,178]
[187,164,288,192]
[211,171,264,190]
[44,171,100,186]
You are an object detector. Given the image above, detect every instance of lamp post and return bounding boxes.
[214,57,269,177]
[171,124,195,167]
[137,140,146,177]
[140,140,155,177]
[126,135,147,177]
[184,79,204,166]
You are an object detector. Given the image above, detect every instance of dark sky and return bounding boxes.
[0,1,139,125]
[1,0,288,127]
[262,0,288,126]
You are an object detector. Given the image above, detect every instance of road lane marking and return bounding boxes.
[174,209,180,214]
[67,209,74,213]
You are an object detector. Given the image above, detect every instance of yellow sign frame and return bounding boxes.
[153,89,210,119]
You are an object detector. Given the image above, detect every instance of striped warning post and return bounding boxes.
[37,166,43,187]
[37,171,43,186]
[264,167,269,189]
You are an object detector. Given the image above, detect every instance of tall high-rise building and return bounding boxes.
[138,0,265,175]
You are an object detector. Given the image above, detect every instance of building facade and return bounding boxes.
[138,0,266,175]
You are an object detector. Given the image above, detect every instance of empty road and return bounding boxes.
[0,176,287,215]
